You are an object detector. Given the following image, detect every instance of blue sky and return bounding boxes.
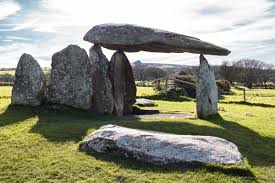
[0,0,275,68]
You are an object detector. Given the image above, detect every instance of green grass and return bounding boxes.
[0,70,15,75]
[136,86,156,97]
[0,70,49,76]
[0,86,12,97]
[0,86,275,182]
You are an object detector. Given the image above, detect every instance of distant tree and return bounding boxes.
[145,67,167,89]
[219,61,238,83]
[257,64,273,88]
[132,61,147,86]
[233,59,273,88]
[0,74,15,83]
[145,67,167,80]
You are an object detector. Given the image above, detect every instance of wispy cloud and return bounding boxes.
[0,0,21,20]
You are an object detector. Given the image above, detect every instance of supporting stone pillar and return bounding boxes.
[89,45,114,114]
[196,54,218,118]
[109,51,136,116]
[47,45,93,109]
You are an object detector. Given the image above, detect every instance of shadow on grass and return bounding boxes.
[86,151,255,179]
[116,116,275,168]
[1,104,274,178]
[138,94,194,102]
[0,105,36,127]
[220,101,275,108]
[30,105,115,142]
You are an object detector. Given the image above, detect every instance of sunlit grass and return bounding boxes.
[136,86,156,97]
[0,70,15,75]
[0,86,12,97]
[0,86,274,182]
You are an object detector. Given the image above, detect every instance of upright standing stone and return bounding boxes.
[89,45,114,114]
[109,51,136,116]
[12,53,46,106]
[196,54,218,118]
[47,45,93,109]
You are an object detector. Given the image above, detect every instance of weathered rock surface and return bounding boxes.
[89,45,114,114]
[84,24,230,55]
[196,54,218,118]
[80,125,243,165]
[12,53,46,106]
[135,98,156,107]
[109,51,136,116]
[47,45,93,109]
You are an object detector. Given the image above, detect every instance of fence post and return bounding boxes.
[165,78,168,96]
[243,88,246,102]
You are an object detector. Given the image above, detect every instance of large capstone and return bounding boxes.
[12,53,46,106]
[196,54,218,118]
[109,51,136,116]
[84,24,230,55]
[80,125,243,165]
[47,45,93,109]
[89,45,114,114]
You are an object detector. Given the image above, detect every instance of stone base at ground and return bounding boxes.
[135,98,156,107]
[80,125,243,165]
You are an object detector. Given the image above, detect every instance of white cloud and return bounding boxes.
[0,0,274,68]
[6,36,30,41]
[0,0,21,20]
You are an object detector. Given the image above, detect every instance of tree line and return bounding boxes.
[219,59,275,88]
[0,74,14,86]
[132,59,275,89]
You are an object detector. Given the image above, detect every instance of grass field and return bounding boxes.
[0,86,274,182]
[0,86,12,97]
[0,70,49,76]
[0,70,15,75]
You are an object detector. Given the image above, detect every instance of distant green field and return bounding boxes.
[0,70,49,75]
[0,70,15,75]
[0,86,275,182]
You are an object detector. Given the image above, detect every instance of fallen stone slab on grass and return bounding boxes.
[135,98,157,107]
[80,125,243,165]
